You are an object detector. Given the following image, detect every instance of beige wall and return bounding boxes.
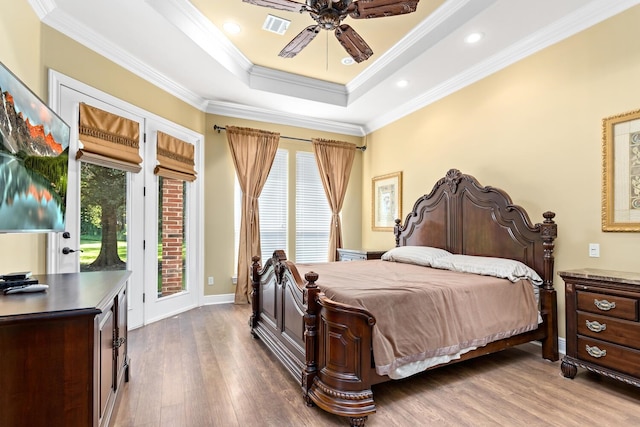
[204,115,363,295]
[362,6,640,337]
[0,0,47,273]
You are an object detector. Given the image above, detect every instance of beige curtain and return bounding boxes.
[227,126,280,304]
[77,103,142,172]
[312,139,356,262]
[154,131,196,182]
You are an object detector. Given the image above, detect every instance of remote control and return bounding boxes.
[3,284,49,295]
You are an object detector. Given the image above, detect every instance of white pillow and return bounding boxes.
[430,254,543,286]
[381,246,452,267]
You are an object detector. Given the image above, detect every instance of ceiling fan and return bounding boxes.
[242,0,420,63]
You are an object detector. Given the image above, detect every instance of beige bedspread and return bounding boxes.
[296,260,539,378]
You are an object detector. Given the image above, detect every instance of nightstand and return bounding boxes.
[560,268,640,387]
[336,248,386,261]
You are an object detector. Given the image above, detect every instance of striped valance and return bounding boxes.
[77,103,142,173]
[154,131,196,182]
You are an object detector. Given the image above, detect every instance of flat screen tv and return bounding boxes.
[0,61,70,233]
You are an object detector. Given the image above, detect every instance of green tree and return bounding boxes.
[81,163,126,270]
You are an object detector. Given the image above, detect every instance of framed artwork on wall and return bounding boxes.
[602,108,640,231]
[372,171,402,231]
[0,61,70,232]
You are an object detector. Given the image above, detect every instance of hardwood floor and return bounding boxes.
[112,304,640,426]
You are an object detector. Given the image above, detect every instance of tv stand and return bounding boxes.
[0,270,131,427]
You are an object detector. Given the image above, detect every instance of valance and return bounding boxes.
[77,103,142,172]
[154,131,196,182]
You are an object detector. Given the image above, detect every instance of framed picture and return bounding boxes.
[0,61,70,232]
[602,109,640,231]
[372,171,402,231]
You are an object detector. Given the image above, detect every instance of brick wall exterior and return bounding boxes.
[160,178,184,296]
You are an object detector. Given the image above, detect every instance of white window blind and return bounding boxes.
[234,149,288,266]
[295,151,331,263]
[234,148,331,268]
[259,150,288,261]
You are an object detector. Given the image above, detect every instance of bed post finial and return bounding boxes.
[445,168,463,193]
[540,211,557,291]
[540,211,559,361]
[303,271,320,399]
[250,256,261,331]
[394,219,402,247]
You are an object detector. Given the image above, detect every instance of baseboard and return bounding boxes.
[203,293,235,305]
[558,336,566,355]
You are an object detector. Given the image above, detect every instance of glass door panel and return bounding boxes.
[157,176,187,298]
[79,163,128,272]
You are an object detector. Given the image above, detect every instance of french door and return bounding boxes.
[48,72,202,328]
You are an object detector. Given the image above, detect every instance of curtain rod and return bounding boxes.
[213,125,366,152]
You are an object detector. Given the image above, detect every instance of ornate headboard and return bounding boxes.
[394,169,557,288]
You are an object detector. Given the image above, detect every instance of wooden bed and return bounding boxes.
[249,169,558,426]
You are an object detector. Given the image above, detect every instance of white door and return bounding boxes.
[48,72,203,328]
[142,123,200,323]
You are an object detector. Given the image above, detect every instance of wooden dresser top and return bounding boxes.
[0,270,131,320]
[559,268,640,286]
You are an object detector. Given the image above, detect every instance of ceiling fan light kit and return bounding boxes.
[243,0,420,62]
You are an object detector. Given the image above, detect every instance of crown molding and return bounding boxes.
[26,0,56,19]
[347,0,494,99]
[249,66,348,106]
[34,2,209,111]
[146,0,252,80]
[365,0,640,133]
[207,100,365,137]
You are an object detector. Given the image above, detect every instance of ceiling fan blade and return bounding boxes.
[242,0,306,13]
[349,0,419,19]
[279,25,321,58]
[335,24,373,63]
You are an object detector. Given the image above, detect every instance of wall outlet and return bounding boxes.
[589,243,600,258]
[208,276,214,285]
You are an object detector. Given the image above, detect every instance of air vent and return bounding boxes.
[262,14,290,35]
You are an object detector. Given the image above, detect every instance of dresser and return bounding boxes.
[560,268,640,387]
[336,248,386,261]
[0,270,131,427]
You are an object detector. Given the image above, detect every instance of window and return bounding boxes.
[234,147,331,266]
[234,149,288,264]
[296,151,331,262]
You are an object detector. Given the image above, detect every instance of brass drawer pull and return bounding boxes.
[586,345,607,358]
[594,299,616,311]
[585,320,606,333]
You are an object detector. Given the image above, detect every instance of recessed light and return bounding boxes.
[396,79,409,88]
[464,32,484,44]
[223,22,241,35]
[341,57,355,66]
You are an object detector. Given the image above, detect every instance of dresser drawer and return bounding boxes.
[577,336,640,378]
[577,311,640,348]
[576,290,637,321]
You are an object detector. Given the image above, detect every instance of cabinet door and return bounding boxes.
[99,305,116,420]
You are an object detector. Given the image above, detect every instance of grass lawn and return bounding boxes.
[80,237,186,292]
[79,237,128,265]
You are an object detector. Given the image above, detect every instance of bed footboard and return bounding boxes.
[251,252,378,426]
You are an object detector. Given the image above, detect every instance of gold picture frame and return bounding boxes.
[602,109,640,231]
[372,172,402,231]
